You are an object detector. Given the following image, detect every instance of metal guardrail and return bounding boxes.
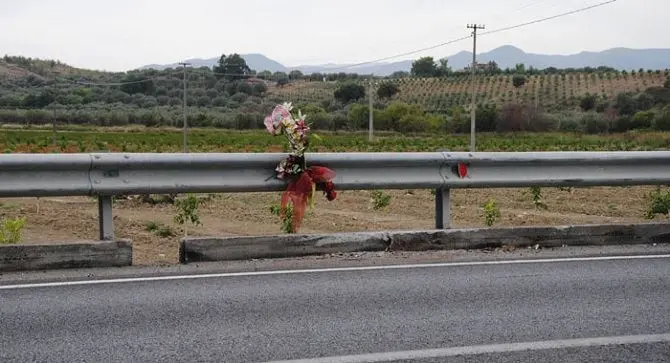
[1,151,669,240]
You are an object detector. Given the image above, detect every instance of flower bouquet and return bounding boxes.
[264,102,337,233]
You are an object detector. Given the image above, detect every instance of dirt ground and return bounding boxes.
[1,186,668,266]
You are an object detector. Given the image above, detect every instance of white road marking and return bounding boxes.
[1,254,669,290]
[261,333,670,363]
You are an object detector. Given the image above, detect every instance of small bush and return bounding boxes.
[370,190,392,210]
[475,104,499,132]
[330,113,349,131]
[482,199,501,226]
[309,112,332,130]
[0,216,26,244]
[611,115,633,133]
[382,102,425,132]
[334,82,366,104]
[377,82,400,99]
[497,104,554,132]
[653,106,670,131]
[579,93,597,111]
[512,75,526,88]
[270,203,295,234]
[145,221,159,231]
[174,194,202,237]
[631,110,655,130]
[595,101,609,113]
[529,186,548,209]
[581,112,610,134]
[398,114,431,133]
[145,221,175,237]
[644,187,670,219]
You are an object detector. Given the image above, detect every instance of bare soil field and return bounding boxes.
[1,186,667,266]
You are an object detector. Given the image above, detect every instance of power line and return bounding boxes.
[67,78,154,86]
[423,0,561,36]
[480,0,617,37]
[279,0,617,73]
[324,35,473,72]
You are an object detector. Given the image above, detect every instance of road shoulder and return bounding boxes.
[1,243,669,286]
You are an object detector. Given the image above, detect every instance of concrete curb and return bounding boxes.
[0,239,132,272]
[180,223,670,263]
[180,232,390,263]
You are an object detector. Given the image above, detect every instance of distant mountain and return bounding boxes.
[138,46,670,76]
[451,45,670,71]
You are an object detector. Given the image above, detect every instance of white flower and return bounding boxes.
[297,109,307,121]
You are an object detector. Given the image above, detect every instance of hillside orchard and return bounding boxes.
[1,55,670,135]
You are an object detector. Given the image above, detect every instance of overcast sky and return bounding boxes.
[1,0,667,72]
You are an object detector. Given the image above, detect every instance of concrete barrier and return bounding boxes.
[180,223,670,263]
[180,232,388,263]
[0,240,132,272]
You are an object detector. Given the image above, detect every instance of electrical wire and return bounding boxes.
[316,35,473,72]
[480,0,617,37]
[69,78,154,86]
[275,0,618,72]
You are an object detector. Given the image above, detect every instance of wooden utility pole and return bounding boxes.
[179,62,191,152]
[368,79,375,142]
[467,24,485,152]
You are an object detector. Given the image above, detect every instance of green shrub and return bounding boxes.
[370,191,392,210]
[581,112,609,134]
[426,114,447,133]
[644,187,670,219]
[347,103,369,130]
[476,104,499,132]
[579,93,597,111]
[270,203,295,234]
[373,108,393,131]
[482,199,501,226]
[303,112,329,130]
[555,113,583,132]
[330,113,349,131]
[0,216,26,244]
[398,114,431,133]
[653,106,670,131]
[174,194,201,237]
[529,186,548,209]
[631,110,655,129]
[611,115,633,132]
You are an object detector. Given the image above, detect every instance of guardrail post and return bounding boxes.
[434,187,451,229]
[98,196,114,240]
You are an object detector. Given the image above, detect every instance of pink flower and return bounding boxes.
[264,115,278,135]
[294,118,310,139]
[295,119,309,132]
[265,104,293,135]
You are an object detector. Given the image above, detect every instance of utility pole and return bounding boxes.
[51,105,57,146]
[368,79,374,142]
[179,62,191,153]
[467,24,485,152]
[534,76,539,111]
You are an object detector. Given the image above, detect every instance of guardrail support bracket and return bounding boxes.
[98,196,115,241]
[434,187,451,229]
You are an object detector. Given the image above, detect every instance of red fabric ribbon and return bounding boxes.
[280,166,337,232]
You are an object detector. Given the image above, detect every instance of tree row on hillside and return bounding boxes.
[3,52,670,137]
[2,80,669,135]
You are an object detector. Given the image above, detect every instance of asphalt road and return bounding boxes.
[1,254,670,362]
